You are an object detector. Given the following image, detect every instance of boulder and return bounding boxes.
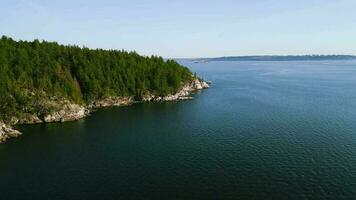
[0,122,22,143]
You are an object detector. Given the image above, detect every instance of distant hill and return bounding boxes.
[186,55,356,62]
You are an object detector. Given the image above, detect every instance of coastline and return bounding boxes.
[0,78,210,143]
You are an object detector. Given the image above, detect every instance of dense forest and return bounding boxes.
[0,36,193,120]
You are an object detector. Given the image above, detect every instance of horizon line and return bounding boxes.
[173,54,356,60]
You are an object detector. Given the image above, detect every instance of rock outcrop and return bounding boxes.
[18,114,43,124]
[145,78,210,102]
[0,122,22,143]
[90,96,134,108]
[192,78,210,90]
[43,104,89,123]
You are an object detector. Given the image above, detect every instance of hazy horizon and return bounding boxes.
[1,0,356,57]
[175,54,356,59]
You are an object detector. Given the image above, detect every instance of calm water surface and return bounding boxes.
[1,60,356,199]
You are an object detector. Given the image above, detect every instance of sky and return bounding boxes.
[1,0,356,58]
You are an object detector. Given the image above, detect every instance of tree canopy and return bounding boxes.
[0,36,193,120]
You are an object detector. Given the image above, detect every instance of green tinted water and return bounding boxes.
[1,60,356,199]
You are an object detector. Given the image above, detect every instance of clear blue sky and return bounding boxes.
[1,0,356,58]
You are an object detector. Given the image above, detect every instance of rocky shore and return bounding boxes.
[0,122,22,143]
[43,104,90,123]
[89,96,134,108]
[141,78,209,102]
[0,78,210,143]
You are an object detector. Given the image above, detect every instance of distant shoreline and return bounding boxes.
[177,55,356,62]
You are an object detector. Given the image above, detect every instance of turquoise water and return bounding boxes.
[1,60,356,199]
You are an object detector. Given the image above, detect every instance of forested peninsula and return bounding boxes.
[0,36,209,143]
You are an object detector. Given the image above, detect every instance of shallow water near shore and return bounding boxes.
[1,60,356,199]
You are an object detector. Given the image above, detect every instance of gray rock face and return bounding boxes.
[0,122,22,143]
[192,78,210,90]
[141,94,156,102]
[140,78,210,102]
[43,104,89,123]
[18,114,43,124]
[155,78,210,102]
[90,97,134,108]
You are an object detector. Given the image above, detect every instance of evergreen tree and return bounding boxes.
[0,36,193,121]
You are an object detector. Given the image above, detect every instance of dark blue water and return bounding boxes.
[1,60,356,199]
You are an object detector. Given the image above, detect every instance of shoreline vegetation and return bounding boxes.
[0,36,210,143]
[0,78,209,143]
